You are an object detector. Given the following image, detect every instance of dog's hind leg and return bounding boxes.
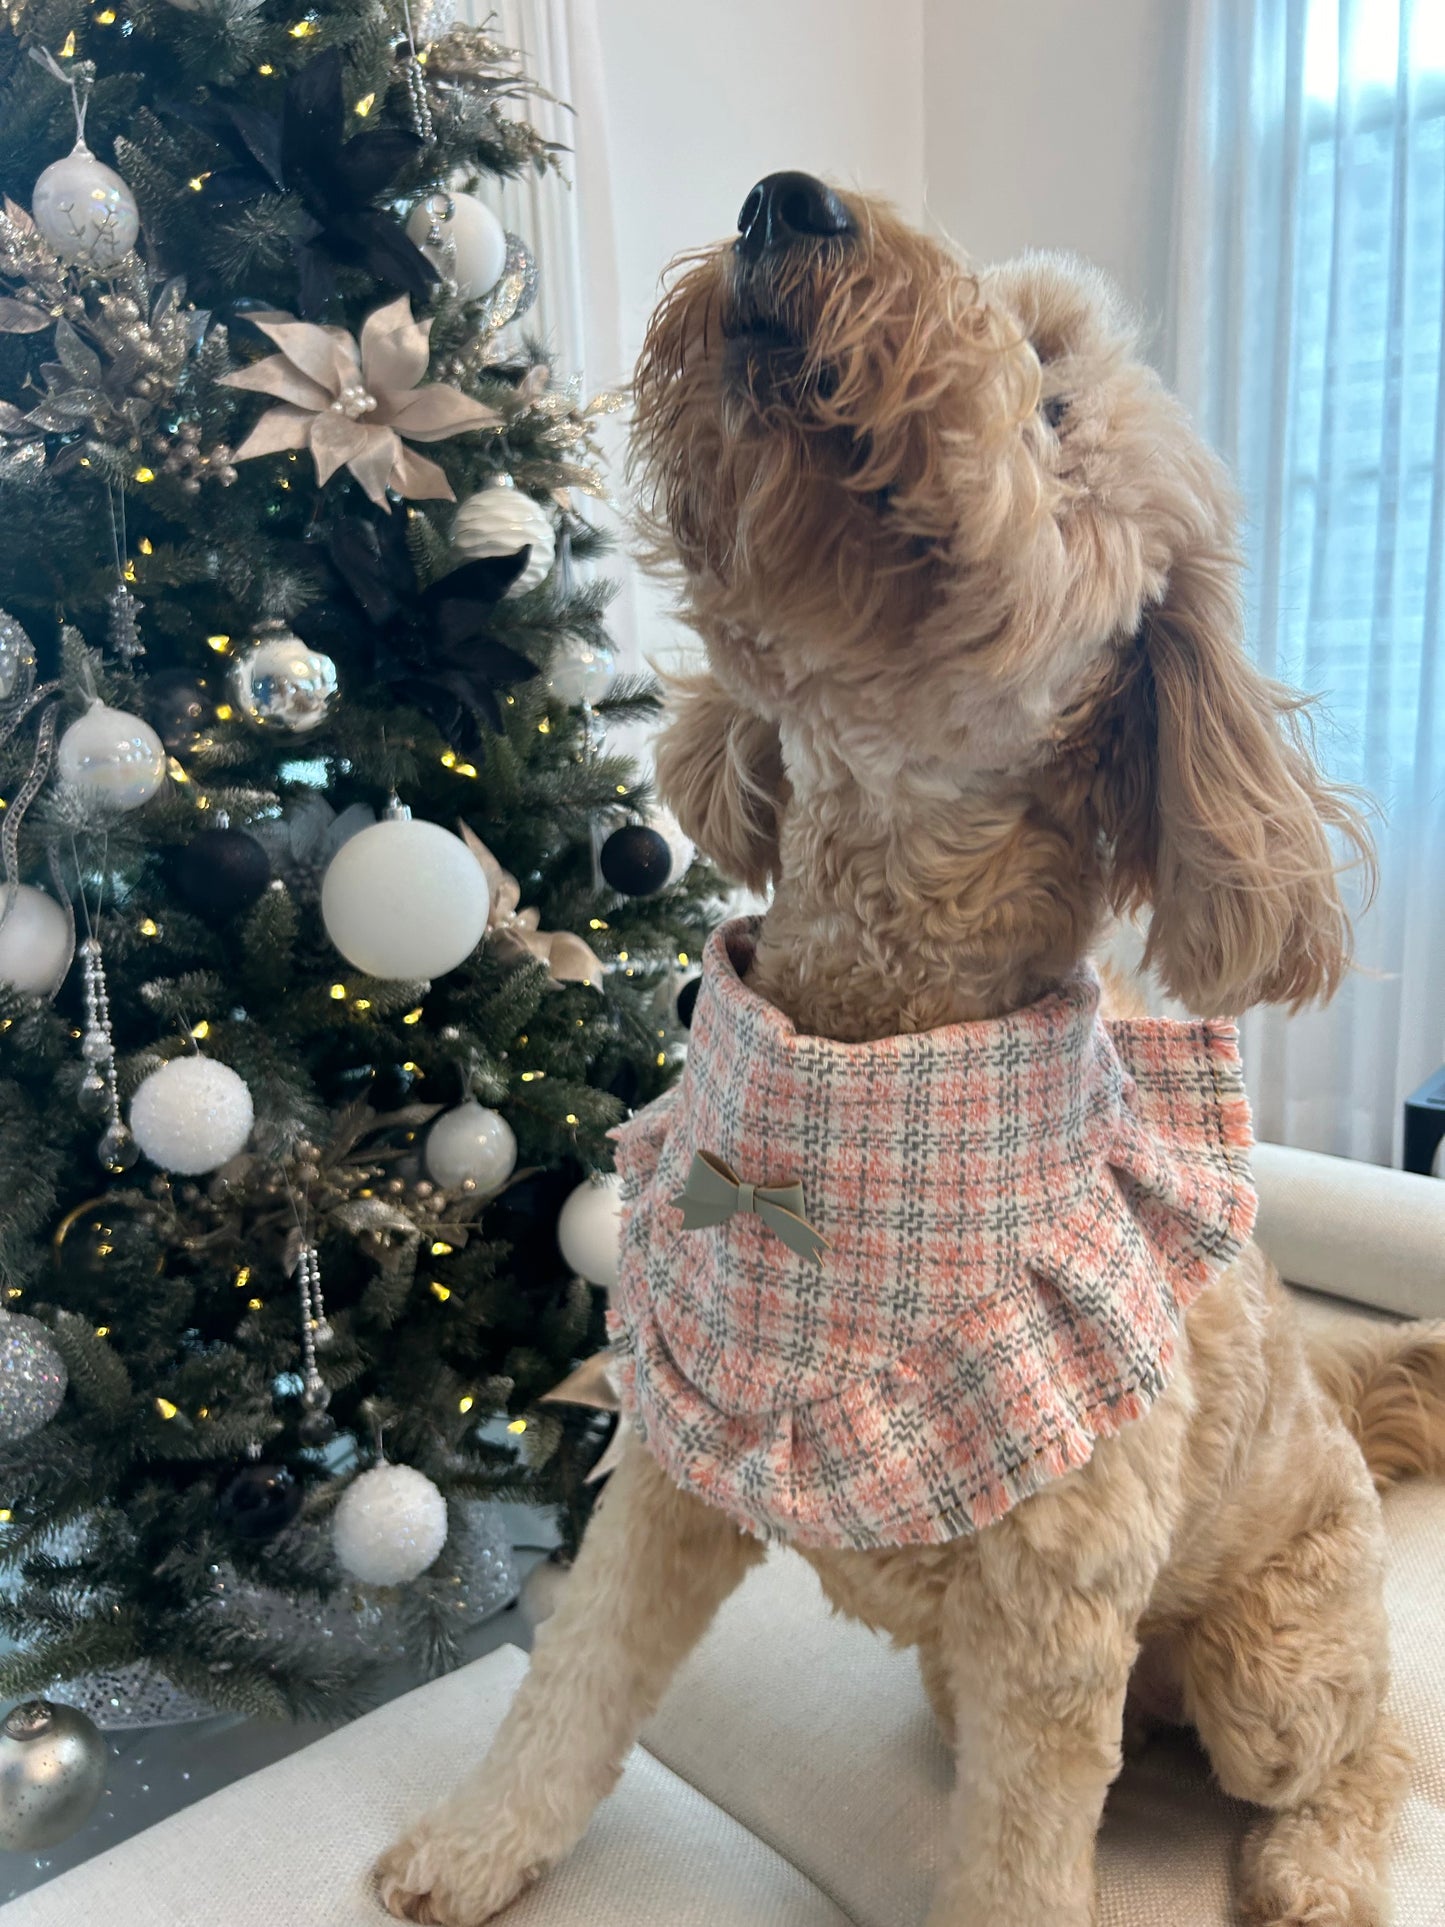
[1182,1459,1409,1927]
[376,1433,763,1926]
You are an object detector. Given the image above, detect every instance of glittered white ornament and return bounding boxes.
[406,190,507,299]
[0,1701,106,1851]
[547,638,614,706]
[57,700,166,812]
[321,807,489,981]
[450,485,556,595]
[333,1462,448,1586]
[0,1312,68,1443]
[0,884,73,996]
[230,623,338,734]
[31,141,139,271]
[557,1175,622,1290]
[425,1101,517,1193]
[129,1055,255,1175]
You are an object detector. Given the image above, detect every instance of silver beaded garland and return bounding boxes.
[294,1241,335,1445]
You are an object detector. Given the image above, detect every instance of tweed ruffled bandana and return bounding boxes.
[608,919,1256,1552]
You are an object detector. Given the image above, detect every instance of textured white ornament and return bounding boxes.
[405,191,507,299]
[557,1175,622,1290]
[57,700,166,811]
[0,1312,68,1444]
[31,141,139,270]
[333,1463,448,1586]
[230,625,338,734]
[129,1056,254,1175]
[0,885,73,996]
[450,486,556,596]
[425,1100,517,1192]
[321,816,489,980]
[547,638,614,706]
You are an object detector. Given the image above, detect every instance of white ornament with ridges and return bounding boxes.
[0,1312,68,1443]
[31,141,139,271]
[406,191,507,299]
[425,1101,517,1193]
[129,1056,254,1174]
[333,1463,448,1586]
[57,701,165,811]
[321,814,489,980]
[450,486,556,596]
[557,1174,622,1290]
[0,885,72,996]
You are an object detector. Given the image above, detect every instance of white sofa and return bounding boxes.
[10,1145,1445,1927]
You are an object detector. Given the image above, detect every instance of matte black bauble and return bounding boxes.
[676,976,701,1029]
[599,824,672,897]
[335,1060,416,1109]
[171,829,271,921]
[217,1461,302,1541]
[147,671,211,753]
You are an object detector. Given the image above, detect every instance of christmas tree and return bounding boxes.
[0,2,707,1719]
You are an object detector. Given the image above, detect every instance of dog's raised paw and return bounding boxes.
[375,1824,543,1926]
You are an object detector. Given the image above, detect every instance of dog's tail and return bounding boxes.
[1308,1322,1445,1491]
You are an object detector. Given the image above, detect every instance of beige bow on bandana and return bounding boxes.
[671,1150,828,1268]
[458,822,605,989]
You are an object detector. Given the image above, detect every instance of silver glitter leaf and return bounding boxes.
[0,297,50,334]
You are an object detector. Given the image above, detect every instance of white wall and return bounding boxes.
[921,0,1187,366]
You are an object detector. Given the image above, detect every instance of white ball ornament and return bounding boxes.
[547,638,614,706]
[406,190,507,299]
[425,1101,517,1193]
[0,885,73,996]
[129,1056,255,1175]
[333,1463,448,1586]
[57,700,166,812]
[31,141,139,271]
[557,1175,622,1291]
[321,804,490,981]
[450,485,556,596]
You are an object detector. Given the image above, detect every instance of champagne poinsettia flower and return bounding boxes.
[220,295,497,508]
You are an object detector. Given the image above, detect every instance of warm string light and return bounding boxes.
[507,1418,527,1435]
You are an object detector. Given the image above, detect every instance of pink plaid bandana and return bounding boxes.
[608,920,1256,1551]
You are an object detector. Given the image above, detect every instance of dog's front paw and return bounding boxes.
[375,1809,546,1926]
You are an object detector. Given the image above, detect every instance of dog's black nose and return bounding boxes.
[736,172,854,260]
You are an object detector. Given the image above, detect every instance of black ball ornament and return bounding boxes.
[599,824,672,898]
[146,670,211,754]
[170,828,271,921]
[676,976,701,1029]
[217,1461,303,1541]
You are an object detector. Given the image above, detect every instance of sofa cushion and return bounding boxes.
[645,1451,1445,1925]
[8,1643,852,1927]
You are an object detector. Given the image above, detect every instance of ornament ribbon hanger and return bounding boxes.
[30,44,95,150]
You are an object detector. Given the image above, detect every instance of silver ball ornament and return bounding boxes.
[0,1701,106,1851]
[57,701,166,812]
[320,814,490,980]
[0,610,37,705]
[0,1312,67,1443]
[424,1101,517,1193]
[332,1463,448,1586]
[230,623,338,734]
[450,485,556,596]
[129,1056,255,1175]
[31,141,139,271]
[557,1175,623,1290]
[0,884,73,996]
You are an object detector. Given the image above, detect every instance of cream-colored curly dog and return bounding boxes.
[380,177,1445,1927]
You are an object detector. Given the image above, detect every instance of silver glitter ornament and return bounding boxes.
[0,1701,106,1850]
[0,611,36,705]
[230,621,338,734]
[0,1311,67,1442]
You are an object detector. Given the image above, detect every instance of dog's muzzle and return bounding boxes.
[736,172,854,262]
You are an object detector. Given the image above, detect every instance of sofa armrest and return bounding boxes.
[1251,1142,1445,1320]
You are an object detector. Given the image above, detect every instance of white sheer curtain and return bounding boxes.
[1173,0,1445,1165]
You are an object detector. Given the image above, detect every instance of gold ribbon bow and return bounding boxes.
[458,822,605,990]
[671,1150,828,1268]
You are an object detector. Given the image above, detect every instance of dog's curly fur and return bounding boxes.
[379,192,1445,1927]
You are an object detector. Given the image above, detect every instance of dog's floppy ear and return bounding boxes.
[1097,539,1373,1015]
[654,671,787,892]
